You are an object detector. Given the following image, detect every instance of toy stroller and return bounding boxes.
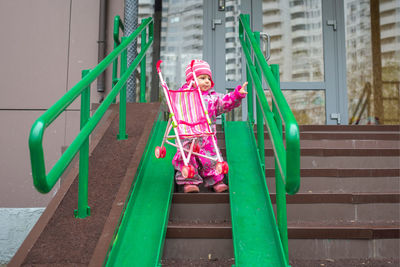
[154,60,229,178]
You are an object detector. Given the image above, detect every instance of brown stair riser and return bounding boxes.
[168,203,400,224]
[218,151,399,168]
[261,125,400,132]
[281,203,400,224]
[162,238,234,260]
[217,131,400,141]
[218,139,400,149]
[172,193,400,204]
[169,203,231,223]
[265,168,400,177]
[269,139,400,149]
[266,149,400,157]
[289,238,399,260]
[278,132,399,140]
[218,152,400,169]
[262,156,399,169]
[165,225,399,240]
[220,147,400,156]
[216,124,400,132]
[162,237,399,261]
[217,132,400,141]
[266,176,400,194]
[170,193,399,223]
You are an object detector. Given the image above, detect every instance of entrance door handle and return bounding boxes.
[212,19,222,30]
[331,113,341,124]
[327,20,337,31]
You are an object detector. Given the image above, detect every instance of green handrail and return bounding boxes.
[112,15,125,90]
[29,16,153,218]
[239,14,300,261]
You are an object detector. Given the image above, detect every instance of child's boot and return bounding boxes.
[184,184,200,193]
[213,182,228,193]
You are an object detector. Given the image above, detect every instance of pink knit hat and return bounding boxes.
[185,59,214,89]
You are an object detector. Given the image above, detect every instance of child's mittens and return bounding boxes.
[239,81,248,95]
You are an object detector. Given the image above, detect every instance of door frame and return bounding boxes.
[203,0,348,125]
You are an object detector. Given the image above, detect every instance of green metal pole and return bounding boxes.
[271,64,288,261]
[140,19,147,103]
[247,66,254,125]
[118,37,128,140]
[74,69,91,219]
[254,31,265,169]
[245,22,254,126]
[112,15,123,104]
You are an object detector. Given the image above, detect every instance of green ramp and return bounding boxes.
[105,120,175,267]
[225,121,287,266]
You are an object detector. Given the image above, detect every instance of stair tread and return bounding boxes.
[171,192,400,204]
[161,258,235,266]
[283,192,400,204]
[167,221,400,229]
[172,193,229,203]
[165,221,400,240]
[168,221,231,227]
[266,168,400,177]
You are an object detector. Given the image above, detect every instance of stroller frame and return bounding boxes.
[155,60,228,178]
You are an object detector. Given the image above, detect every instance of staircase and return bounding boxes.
[161,126,234,266]
[271,125,400,264]
[162,125,400,266]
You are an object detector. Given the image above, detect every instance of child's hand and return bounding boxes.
[239,82,248,95]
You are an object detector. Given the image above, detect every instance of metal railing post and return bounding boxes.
[246,67,254,125]
[254,31,265,169]
[118,37,128,140]
[246,24,254,126]
[74,69,92,218]
[140,18,147,103]
[271,64,288,261]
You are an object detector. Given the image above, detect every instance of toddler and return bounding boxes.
[172,59,248,193]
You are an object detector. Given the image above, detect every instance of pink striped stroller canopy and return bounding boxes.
[168,88,213,138]
[155,60,229,179]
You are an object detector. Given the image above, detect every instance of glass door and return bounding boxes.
[160,0,204,90]
[161,0,352,125]
[260,0,348,125]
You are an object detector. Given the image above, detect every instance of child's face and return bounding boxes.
[197,74,212,92]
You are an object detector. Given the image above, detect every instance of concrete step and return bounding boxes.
[264,155,399,169]
[165,221,399,240]
[161,258,235,266]
[163,220,400,260]
[266,168,400,194]
[219,124,400,141]
[266,168,400,177]
[281,193,400,224]
[219,138,400,149]
[220,145,400,157]
[163,192,233,261]
[267,176,400,193]
[170,192,400,224]
[169,193,230,223]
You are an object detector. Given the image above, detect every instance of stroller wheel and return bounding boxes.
[155,146,166,158]
[216,161,229,175]
[182,165,195,178]
[222,161,229,174]
[161,146,166,157]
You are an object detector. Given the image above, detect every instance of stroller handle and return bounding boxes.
[157,60,163,73]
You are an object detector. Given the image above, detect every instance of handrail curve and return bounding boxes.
[29,17,153,198]
[239,14,300,195]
